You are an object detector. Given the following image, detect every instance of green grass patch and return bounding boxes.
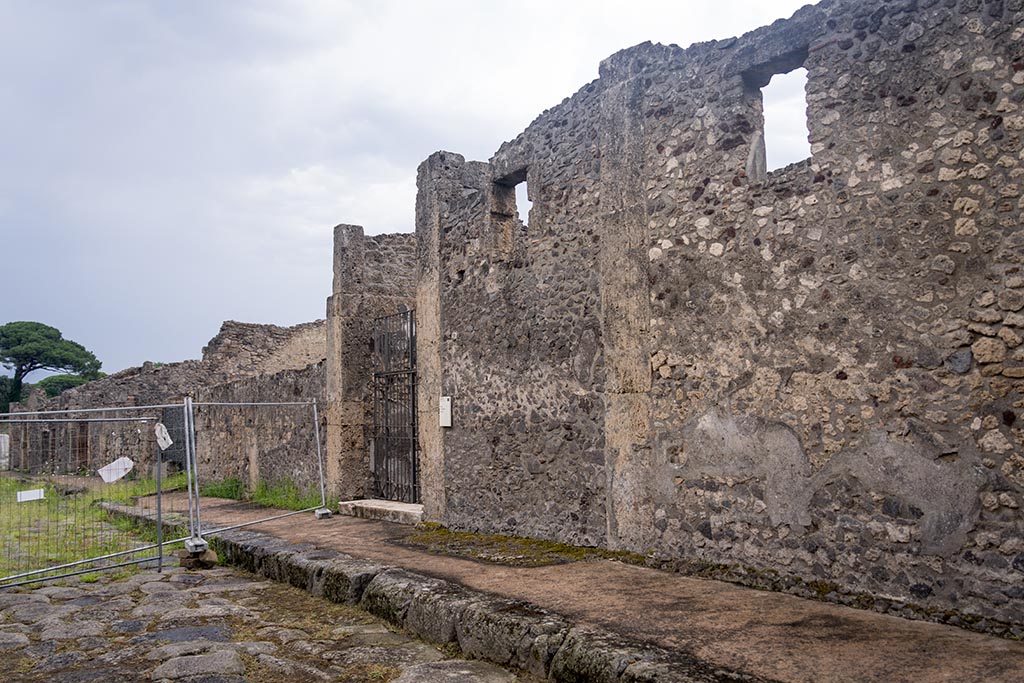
[199,477,246,500]
[199,476,332,511]
[251,479,326,511]
[103,471,189,504]
[0,474,168,584]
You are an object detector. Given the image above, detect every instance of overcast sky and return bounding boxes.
[1,0,810,377]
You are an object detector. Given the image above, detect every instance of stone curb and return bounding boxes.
[106,505,775,683]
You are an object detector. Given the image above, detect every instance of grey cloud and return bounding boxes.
[1,0,809,375]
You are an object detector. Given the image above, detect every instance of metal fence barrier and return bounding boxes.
[0,403,189,587]
[0,397,329,587]
[187,399,329,539]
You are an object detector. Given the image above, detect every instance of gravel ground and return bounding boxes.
[0,564,529,682]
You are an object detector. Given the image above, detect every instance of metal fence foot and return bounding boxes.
[184,538,209,554]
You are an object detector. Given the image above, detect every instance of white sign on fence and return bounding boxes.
[154,423,173,451]
[16,488,45,503]
[98,457,135,483]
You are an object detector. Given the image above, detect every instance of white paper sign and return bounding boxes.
[154,423,173,451]
[17,488,45,503]
[439,396,452,428]
[97,457,135,483]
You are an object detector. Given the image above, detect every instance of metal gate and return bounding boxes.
[371,308,419,503]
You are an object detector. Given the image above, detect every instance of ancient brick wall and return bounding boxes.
[417,0,1024,626]
[6,364,206,476]
[325,226,417,498]
[12,319,326,415]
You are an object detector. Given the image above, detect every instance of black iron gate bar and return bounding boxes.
[371,309,420,504]
[372,310,416,370]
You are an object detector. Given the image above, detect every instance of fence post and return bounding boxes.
[183,397,208,553]
[156,434,163,573]
[312,399,331,519]
[182,399,197,538]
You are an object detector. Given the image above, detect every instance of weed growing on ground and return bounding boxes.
[0,474,177,583]
[198,477,246,500]
[199,476,335,511]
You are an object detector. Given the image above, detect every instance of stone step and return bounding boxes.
[337,498,423,525]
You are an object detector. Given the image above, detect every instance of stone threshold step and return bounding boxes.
[337,498,423,525]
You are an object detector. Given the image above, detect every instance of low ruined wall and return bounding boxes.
[7,376,197,477]
[193,362,326,499]
[12,319,326,416]
[6,320,326,481]
[418,0,1024,626]
[201,319,326,379]
[37,360,207,410]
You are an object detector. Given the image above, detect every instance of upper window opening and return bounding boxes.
[514,182,532,227]
[492,168,531,255]
[742,47,810,182]
[494,168,531,228]
[762,67,811,171]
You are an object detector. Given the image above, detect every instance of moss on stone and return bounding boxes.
[401,524,649,567]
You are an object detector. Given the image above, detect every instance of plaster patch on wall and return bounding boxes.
[670,409,982,556]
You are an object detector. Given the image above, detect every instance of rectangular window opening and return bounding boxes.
[762,67,811,172]
[515,181,532,228]
[493,168,531,256]
[743,47,810,182]
[494,168,531,228]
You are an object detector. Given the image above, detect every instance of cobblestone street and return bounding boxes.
[0,564,526,682]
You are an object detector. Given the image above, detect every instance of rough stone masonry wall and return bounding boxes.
[15,319,326,414]
[8,320,327,478]
[6,362,208,476]
[193,362,326,499]
[418,0,1024,626]
[201,319,326,380]
[326,226,416,499]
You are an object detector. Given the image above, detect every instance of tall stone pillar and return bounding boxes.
[414,154,451,522]
[597,57,655,551]
[325,224,371,500]
[414,151,494,521]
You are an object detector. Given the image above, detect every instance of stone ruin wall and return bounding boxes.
[7,361,208,477]
[417,0,1024,626]
[326,226,417,499]
[201,319,326,380]
[7,320,327,483]
[192,362,326,500]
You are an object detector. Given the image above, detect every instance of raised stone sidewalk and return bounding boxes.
[107,495,1024,683]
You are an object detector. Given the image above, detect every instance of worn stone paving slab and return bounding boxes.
[393,660,521,682]
[0,565,534,683]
